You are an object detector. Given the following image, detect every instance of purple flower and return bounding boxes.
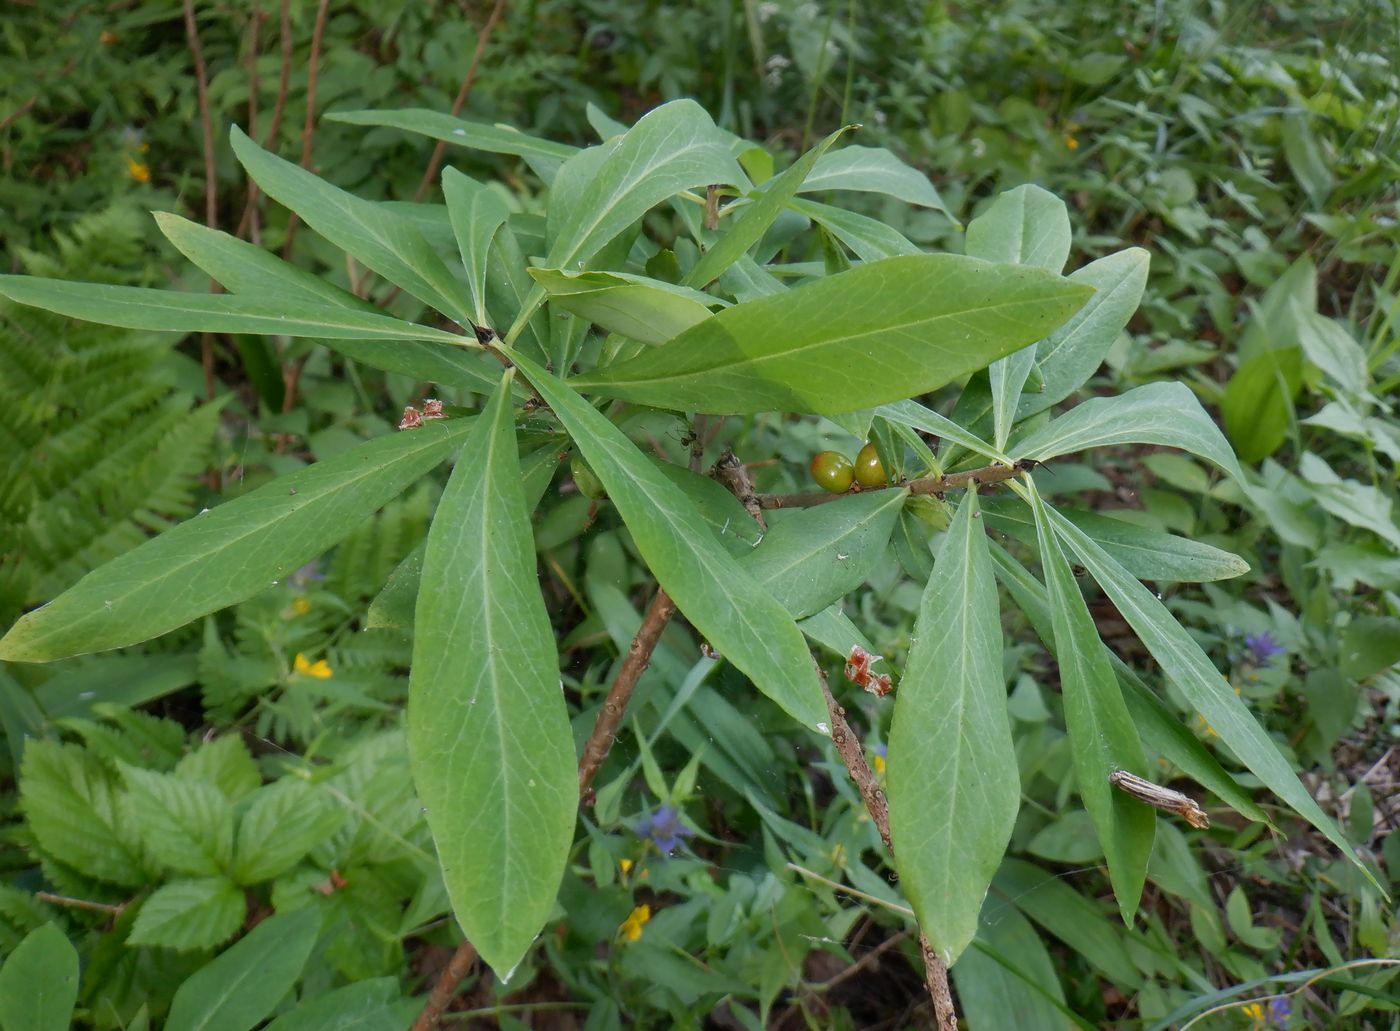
[635,805,693,854]
[1267,996,1291,1026]
[1243,631,1285,668]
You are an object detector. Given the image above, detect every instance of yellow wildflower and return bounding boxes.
[872,752,886,777]
[1064,135,1079,150]
[126,158,150,183]
[291,596,312,616]
[619,904,650,942]
[1241,1002,1263,1023]
[619,858,633,876]
[293,653,333,679]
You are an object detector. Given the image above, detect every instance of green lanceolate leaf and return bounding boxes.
[229,125,477,330]
[0,924,79,1031]
[527,269,717,345]
[1027,481,1154,922]
[1045,507,1375,884]
[409,372,577,977]
[965,186,1070,451]
[509,350,826,729]
[326,108,578,163]
[164,907,320,1031]
[513,100,746,335]
[878,397,1008,463]
[0,276,465,345]
[0,419,473,662]
[1012,381,1245,483]
[573,255,1093,416]
[742,488,907,619]
[986,540,1269,826]
[799,144,953,220]
[978,496,1249,583]
[1019,248,1150,418]
[887,490,1018,966]
[965,185,1071,272]
[442,167,511,328]
[683,126,854,289]
[788,197,922,261]
[154,212,374,309]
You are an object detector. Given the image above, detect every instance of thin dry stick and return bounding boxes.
[758,459,1027,510]
[242,2,263,244]
[816,673,957,1031]
[413,0,510,202]
[182,0,219,403]
[578,589,678,796]
[35,892,125,916]
[236,0,291,239]
[280,0,329,259]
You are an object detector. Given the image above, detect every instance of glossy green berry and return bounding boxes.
[571,455,607,499]
[810,450,855,493]
[854,441,886,487]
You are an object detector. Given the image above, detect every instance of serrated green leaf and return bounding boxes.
[1012,381,1245,483]
[572,255,1093,416]
[685,127,853,289]
[127,878,246,952]
[175,736,262,803]
[0,276,466,345]
[408,373,576,977]
[119,764,234,877]
[799,144,952,219]
[510,351,826,729]
[1046,507,1376,886]
[326,108,578,162]
[743,490,907,620]
[165,907,320,1030]
[527,269,716,344]
[1019,248,1149,418]
[442,168,509,328]
[19,741,146,886]
[232,780,346,885]
[1027,482,1153,921]
[229,125,476,330]
[888,490,1018,966]
[0,923,79,1031]
[0,419,473,662]
[979,496,1249,583]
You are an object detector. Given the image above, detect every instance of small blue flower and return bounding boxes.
[1243,631,1285,668]
[634,804,693,854]
[1267,996,1291,1026]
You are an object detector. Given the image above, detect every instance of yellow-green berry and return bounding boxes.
[810,450,855,493]
[854,441,886,487]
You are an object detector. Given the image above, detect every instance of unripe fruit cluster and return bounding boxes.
[810,442,886,493]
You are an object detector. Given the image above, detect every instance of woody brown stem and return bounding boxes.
[578,589,678,796]
[816,671,956,1031]
[758,459,1027,510]
[409,939,480,1031]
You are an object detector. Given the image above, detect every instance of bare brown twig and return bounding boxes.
[816,672,957,1031]
[578,589,678,797]
[280,0,329,260]
[182,0,219,405]
[413,0,510,202]
[758,459,1026,510]
[410,940,481,1031]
